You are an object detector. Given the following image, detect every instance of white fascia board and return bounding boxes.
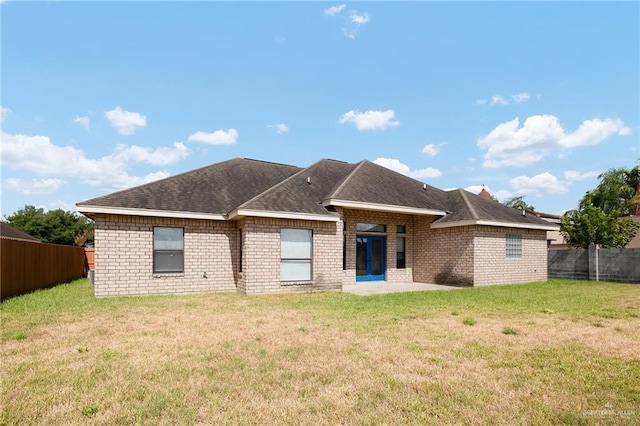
[323,199,447,217]
[430,219,560,231]
[76,205,226,221]
[230,209,340,222]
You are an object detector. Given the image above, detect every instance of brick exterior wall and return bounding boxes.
[93,214,238,297]
[473,227,548,286]
[413,218,475,286]
[238,217,343,295]
[413,220,548,286]
[92,210,549,297]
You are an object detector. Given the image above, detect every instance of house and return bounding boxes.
[0,222,41,242]
[76,158,559,297]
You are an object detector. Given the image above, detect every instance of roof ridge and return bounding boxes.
[458,189,479,220]
[242,158,299,168]
[323,160,365,200]
[233,158,328,213]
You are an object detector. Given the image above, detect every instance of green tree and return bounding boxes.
[589,164,640,215]
[560,163,640,249]
[560,197,639,248]
[5,205,94,246]
[504,196,536,212]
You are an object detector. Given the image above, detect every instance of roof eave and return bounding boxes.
[430,219,561,231]
[76,205,226,221]
[323,199,447,217]
[229,208,340,222]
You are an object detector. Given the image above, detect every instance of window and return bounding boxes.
[396,237,406,269]
[281,229,312,281]
[153,227,184,273]
[356,223,386,232]
[396,225,406,234]
[506,234,522,258]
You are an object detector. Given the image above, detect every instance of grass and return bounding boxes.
[1,278,639,425]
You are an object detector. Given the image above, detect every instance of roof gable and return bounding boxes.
[234,159,355,218]
[432,189,559,230]
[324,160,450,213]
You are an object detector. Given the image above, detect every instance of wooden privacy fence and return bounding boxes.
[1,239,87,301]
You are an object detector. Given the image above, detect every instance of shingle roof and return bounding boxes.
[77,158,301,215]
[433,189,556,228]
[0,222,41,242]
[77,157,558,230]
[237,159,355,217]
[324,160,450,212]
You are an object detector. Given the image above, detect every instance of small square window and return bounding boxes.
[506,234,522,258]
[396,225,406,234]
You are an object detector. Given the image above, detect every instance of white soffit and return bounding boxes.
[229,209,340,222]
[323,199,447,217]
[76,205,226,221]
[430,219,560,231]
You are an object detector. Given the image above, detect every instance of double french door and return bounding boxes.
[356,236,385,281]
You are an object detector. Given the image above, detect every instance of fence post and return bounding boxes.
[588,243,599,281]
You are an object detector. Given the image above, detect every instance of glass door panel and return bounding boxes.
[355,236,386,281]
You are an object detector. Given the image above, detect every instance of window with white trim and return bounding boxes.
[281,229,312,281]
[506,234,522,258]
[153,227,184,273]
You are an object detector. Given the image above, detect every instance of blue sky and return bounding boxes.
[1,1,638,218]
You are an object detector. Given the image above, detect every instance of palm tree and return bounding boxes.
[504,196,536,213]
[588,163,640,216]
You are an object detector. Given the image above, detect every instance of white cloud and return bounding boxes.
[187,128,238,145]
[563,170,600,182]
[511,92,531,103]
[350,11,369,25]
[0,131,181,192]
[373,157,442,180]
[477,115,630,168]
[619,127,632,136]
[4,178,66,195]
[73,115,90,131]
[420,143,440,158]
[324,4,346,15]
[510,172,567,196]
[1,105,11,122]
[324,4,369,39]
[338,109,399,131]
[111,142,190,166]
[268,123,289,134]
[559,118,630,148]
[476,92,532,106]
[490,95,508,106]
[104,107,147,135]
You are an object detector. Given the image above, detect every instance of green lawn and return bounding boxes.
[1,279,639,425]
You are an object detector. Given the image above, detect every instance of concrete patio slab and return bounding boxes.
[342,282,461,296]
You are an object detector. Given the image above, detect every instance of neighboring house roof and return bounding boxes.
[0,222,41,242]
[77,157,558,231]
[478,188,493,200]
